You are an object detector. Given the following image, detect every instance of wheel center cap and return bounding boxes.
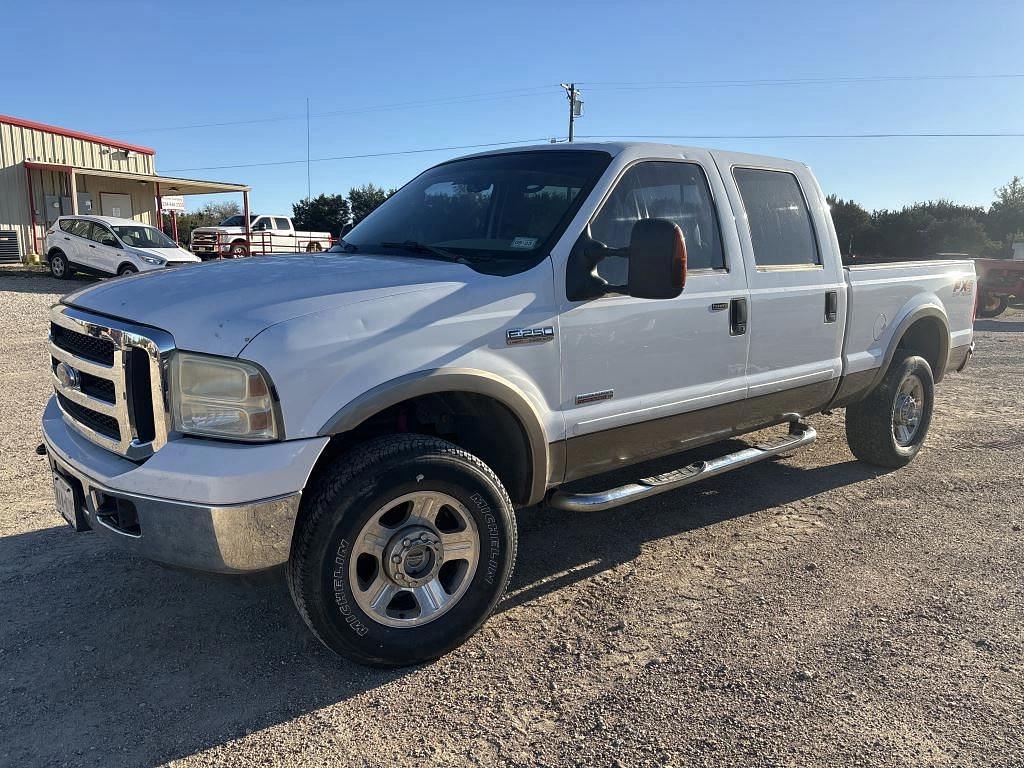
[384,526,443,588]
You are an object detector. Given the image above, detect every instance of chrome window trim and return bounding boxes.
[49,304,174,460]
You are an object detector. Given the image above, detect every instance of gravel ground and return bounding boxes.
[1,267,1022,768]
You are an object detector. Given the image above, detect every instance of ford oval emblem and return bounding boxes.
[55,362,81,391]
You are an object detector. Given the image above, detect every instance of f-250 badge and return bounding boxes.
[506,326,555,346]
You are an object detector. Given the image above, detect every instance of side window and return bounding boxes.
[59,219,77,234]
[274,217,291,230]
[590,161,725,284]
[252,217,270,231]
[733,168,820,267]
[67,220,91,238]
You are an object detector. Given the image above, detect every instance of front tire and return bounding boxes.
[49,251,70,279]
[118,264,138,277]
[287,435,517,667]
[845,354,934,468]
[229,241,249,258]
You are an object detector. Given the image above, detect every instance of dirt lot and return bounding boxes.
[0,267,1021,768]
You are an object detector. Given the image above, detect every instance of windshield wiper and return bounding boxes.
[379,241,467,264]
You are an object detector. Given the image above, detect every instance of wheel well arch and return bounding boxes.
[880,306,951,385]
[46,247,65,261]
[315,370,551,507]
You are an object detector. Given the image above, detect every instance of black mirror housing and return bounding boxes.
[627,218,687,300]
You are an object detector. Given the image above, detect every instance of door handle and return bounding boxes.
[729,298,747,336]
[63,237,70,241]
[88,244,96,248]
[825,291,838,323]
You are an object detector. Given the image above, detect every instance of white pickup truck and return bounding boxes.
[41,143,975,666]
[189,214,332,258]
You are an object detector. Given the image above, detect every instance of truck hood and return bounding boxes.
[192,226,244,234]
[62,253,473,357]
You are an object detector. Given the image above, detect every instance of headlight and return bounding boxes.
[140,254,166,266]
[170,352,279,441]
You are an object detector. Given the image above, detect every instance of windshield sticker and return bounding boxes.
[510,236,538,249]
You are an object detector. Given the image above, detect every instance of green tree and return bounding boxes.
[987,176,1024,257]
[826,195,874,256]
[292,194,352,237]
[174,201,240,246]
[348,183,396,226]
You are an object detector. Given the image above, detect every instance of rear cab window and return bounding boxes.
[274,217,291,230]
[733,167,820,268]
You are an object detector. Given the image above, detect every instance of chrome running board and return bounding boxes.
[546,422,817,513]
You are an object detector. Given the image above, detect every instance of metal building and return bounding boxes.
[0,114,250,264]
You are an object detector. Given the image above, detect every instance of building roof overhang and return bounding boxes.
[1,114,155,156]
[23,161,249,194]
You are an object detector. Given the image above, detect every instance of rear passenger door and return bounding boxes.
[62,220,94,267]
[716,156,845,413]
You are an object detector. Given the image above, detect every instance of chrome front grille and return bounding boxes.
[49,306,174,460]
[190,231,218,254]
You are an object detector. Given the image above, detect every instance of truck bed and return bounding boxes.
[842,259,976,381]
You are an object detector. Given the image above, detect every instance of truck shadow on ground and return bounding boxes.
[973,318,1024,333]
[0,448,886,768]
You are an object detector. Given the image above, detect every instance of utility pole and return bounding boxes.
[306,97,312,201]
[560,83,583,142]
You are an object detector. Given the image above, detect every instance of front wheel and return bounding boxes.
[117,264,138,277]
[977,292,1007,318]
[845,354,934,468]
[287,435,517,667]
[229,241,249,258]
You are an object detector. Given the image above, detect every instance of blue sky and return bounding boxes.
[3,0,1022,216]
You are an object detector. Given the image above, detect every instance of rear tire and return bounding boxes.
[845,354,934,468]
[977,293,1007,318]
[49,251,70,279]
[287,435,517,667]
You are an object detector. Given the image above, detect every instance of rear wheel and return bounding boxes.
[977,292,1007,318]
[845,354,934,468]
[49,251,69,279]
[287,435,517,667]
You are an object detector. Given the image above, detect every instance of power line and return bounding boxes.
[162,137,554,173]
[577,73,1024,91]
[109,86,558,135]
[577,132,1024,140]
[163,130,1023,174]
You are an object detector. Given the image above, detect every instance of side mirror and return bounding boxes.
[102,238,119,248]
[341,223,354,236]
[627,218,687,300]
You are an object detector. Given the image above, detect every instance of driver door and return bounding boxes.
[558,154,750,481]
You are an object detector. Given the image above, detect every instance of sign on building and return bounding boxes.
[161,195,186,213]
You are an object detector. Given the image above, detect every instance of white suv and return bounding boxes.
[44,215,200,279]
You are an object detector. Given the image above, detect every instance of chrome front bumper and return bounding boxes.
[41,396,324,574]
[44,439,301,573]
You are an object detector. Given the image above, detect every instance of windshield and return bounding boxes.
[111,225,179,249]
[220,215,257,227]
[341,150,611,274]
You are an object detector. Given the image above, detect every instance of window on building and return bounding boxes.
[733,168,820,267]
